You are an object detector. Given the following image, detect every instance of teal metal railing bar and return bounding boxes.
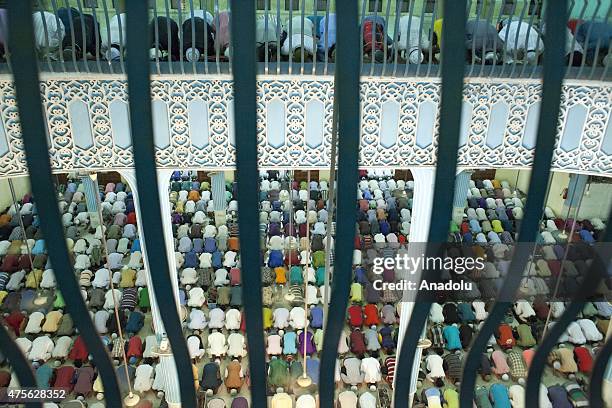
[393,1,467,406]
[317,0,361,405]
[124,1,197,406]
[228,0,267,406]
[5,0,122,406]
[459,1,569,406]
[590,324,612,407]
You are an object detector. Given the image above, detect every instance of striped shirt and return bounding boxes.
[384,356,396,384]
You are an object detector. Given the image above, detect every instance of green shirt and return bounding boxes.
[268,358,288,386]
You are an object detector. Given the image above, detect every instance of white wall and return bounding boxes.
[0,177,31,211]
[576,183,612,220]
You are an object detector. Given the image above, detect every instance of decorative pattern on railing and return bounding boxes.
[0,78,610,177]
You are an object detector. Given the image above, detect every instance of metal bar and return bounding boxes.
[498,1,517,78]
[0,324,40,408]
[402,0,418,77]
[318,0,361,405]
[176,0,185,75]
[214,0,220,75]
[203,0,209,74]
[112,0,125,74]
[390,0,402,77]
[577,0,602,79]
[49,0,67,72]
[369,0,380,75]
[62,0,79,71]
[228,0,266,406]
[425,1,437,77]
[300,0,305,74]
[526,212,612,408]
[312,0,318,75]
[393,1,467,406]
[288,0,293,74]
[381,0,391,75]
[323,0,330,75]
[276,0,281,74]
[459,1,568,406]
[478,0,495,77]
[468,0,481,77]
[359,0,366,74]
[9,179,35,288]
[588,5,611,80]
[508,1,528,78]
[264,0,269,74]
[36,0,54,73]
[519,0,539,78]
[163,0,174,75]
[6,1,122,406]
[152,4,161,75]
[75,0,90,74]
[89,0,102,74]
[601,38,611,80]
[188,0,197,75]
[101,0,114,74]
[565,0,585,77]
[123,1,197,406]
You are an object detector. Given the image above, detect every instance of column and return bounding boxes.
[562,174,588,216]
[452,170,471,225]
[210,171,228,227]
[395,167,436,406]
[119,169,181,407]
[79,175,101,227]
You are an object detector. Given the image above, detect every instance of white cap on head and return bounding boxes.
[408,48,423,64]
[185,47,201,62]
[149,47,160,60]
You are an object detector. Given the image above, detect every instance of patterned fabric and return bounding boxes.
[507,351,528,379]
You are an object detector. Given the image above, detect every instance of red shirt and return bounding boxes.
[54,366,75,391]
[230,268,241,286]
[461,222,470,234]
[363,304,380,326]
[547,260,562,277]
[348,305,363,327]
[127,336,143,359]
[126,212,137,225]
[5,311,25,335]
[354,236,362,249]
[574,347,593,373]
[496,324,515,349]
[350,330,366,355]
[68,336,89,362]
[523,349,535,368]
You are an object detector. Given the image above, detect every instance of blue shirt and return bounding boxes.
[489,384,511,408]
[283,332,297,355]
[306,358,320,384]
[311,306,323,328]
[443,325,462,351]
[36,364,54,388]
[318,14,336,47]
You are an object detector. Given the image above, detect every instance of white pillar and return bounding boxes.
[452,170,472,225]
[118,169,181,407]
[395,167,436,405]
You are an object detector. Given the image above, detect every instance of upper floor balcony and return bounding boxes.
[0,0,609,80]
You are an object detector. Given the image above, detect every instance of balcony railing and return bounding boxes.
[0,0,609,80]
[0,0,611,407]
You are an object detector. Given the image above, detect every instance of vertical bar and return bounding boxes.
[393,1,467,406]
[75,0,90,73]
[37,1,55,73]
[359,0,366,74]
[601,38,611,80]
[459,1,568,405]
[588,6,611,80]
[152,4,162,75]
[390,0,402,77]
[312,0,317,75]
[112,0,125,74]
[0,325,40,408]
[370,0,380,75]
[228,1,266,406]
[591,329,612,407]
[7,1,122,406]
[498,1,517,78]
[89,0,102,73]
[124,1,197,406]
[49,0,67,72]
[468,0,482,77]
[101,0,115,74]
[189,0,197,75]
[276,0,281,74]
[402,0,418,77]
[214,0,220,74]
[318,0,361,405]
[323,0,330,75]
[478,0,495,77]
[288,0,293,74]
[62,0,79,71]
[425,0,437,77]
[577,0,602,79]
[203,0,209,74]
[164,0,175,75]
[300,0,305,74]
[518,0,539,78]
[381,0,392,75]
[526,211,612,408]
[176,0,185,75]
[264,0,269,74]
[564,0,583,77]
